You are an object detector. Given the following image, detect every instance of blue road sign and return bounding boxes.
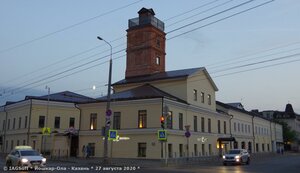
[158,130,167,141]
[108,130,117,140]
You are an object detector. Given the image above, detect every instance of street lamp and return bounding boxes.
[42,85,50,155]
[97,36,112,164]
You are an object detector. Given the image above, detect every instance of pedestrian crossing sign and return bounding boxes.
[42,127,51,135]
[158,130,167,141]
[108,130,118,140]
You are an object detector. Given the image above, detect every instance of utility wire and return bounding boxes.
[2,36,125,86]
[206,41,300,68]
[3,49,126,95]
[167,0,234,27]
[0,55,125,99]
[1,1,225,89]
[8,42,126,92]
[213,58,300,78]
[168,0,274,40]
[163,0,221,21]
[211,52,300,74]
[166,0,255,34]
[0,0,143,55]
[0,0,274,99]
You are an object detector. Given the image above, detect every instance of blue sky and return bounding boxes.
[1,0,300,113]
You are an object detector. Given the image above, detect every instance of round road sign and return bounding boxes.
[106,109,112,116]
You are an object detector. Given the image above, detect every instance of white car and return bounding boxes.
[222,149,250,165]
[6,146,46,168]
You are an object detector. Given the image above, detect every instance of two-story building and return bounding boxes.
[216,101,283,153]
[77,8,234,159]
[0,91,94,156]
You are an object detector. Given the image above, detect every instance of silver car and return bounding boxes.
[222,149,250,165]
[6,146,46,168]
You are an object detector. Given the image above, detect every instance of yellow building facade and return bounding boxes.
[0,91,94,157]
[0,8,283,160]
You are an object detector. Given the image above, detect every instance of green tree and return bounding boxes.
[275,120,298,142]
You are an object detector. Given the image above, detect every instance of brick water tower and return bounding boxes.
[125,8,166,78]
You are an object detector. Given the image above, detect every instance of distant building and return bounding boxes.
[217,101,283,153]
[260,103,300,151]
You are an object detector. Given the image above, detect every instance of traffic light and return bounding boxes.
[160,116,165,129]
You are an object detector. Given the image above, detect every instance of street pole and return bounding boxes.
[44,86,50,155]
[97,36,112,164]
[229,114,233,149]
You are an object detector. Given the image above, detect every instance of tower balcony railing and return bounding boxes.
[129,16,164,31]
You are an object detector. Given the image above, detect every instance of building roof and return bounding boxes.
[97,84,187,104]
[113,67,218,91]
[25,91,96,103]
[138,7,155,15]
[227,102,244,110]
[261,104,299,119]
[216,101,271,121]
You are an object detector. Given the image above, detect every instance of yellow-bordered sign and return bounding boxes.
[108,130,118,140]
[158,130,167,141]
[42,127,51,135]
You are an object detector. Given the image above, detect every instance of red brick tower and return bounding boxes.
[125,8,166,78]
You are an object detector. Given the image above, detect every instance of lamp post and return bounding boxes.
[42,85,50,155]
[97,36,112,164]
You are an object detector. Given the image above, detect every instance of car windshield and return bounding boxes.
[228,150,241,154]
[20,150,40,156]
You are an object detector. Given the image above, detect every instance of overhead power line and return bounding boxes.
[0,0,143,55]
[163,0,222,21]
[211,52,300,74]
[0,0,275,100]
[3,49,126,95]
[2,1,225,88]
[168,0,274,40]
[167,0,234,27]
[167,0,255,34]
[206,41,300,69]
[0,55,125,99]
[213,58,300,78]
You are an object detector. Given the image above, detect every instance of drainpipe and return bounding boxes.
[160,98,163,159]
[27,99,33,145]
[274,122,277,152]
[269,120,273,152]
[3,106,8,153]
[75,104,81,158]
[229,114,234,149]
[75,104,81,130]
[252,115,255,153]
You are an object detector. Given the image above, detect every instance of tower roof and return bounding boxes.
[138,8,155,16]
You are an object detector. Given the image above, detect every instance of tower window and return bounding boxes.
[156,56,160,65]
[156,38,161,48]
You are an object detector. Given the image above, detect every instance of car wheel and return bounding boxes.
[240,158,244,165]
[246,158,250,165]
[6,160,12,167]
[223,162,227,166]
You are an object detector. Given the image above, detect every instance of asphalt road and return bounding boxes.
[142,153,300,173]
[0,153,300,173]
